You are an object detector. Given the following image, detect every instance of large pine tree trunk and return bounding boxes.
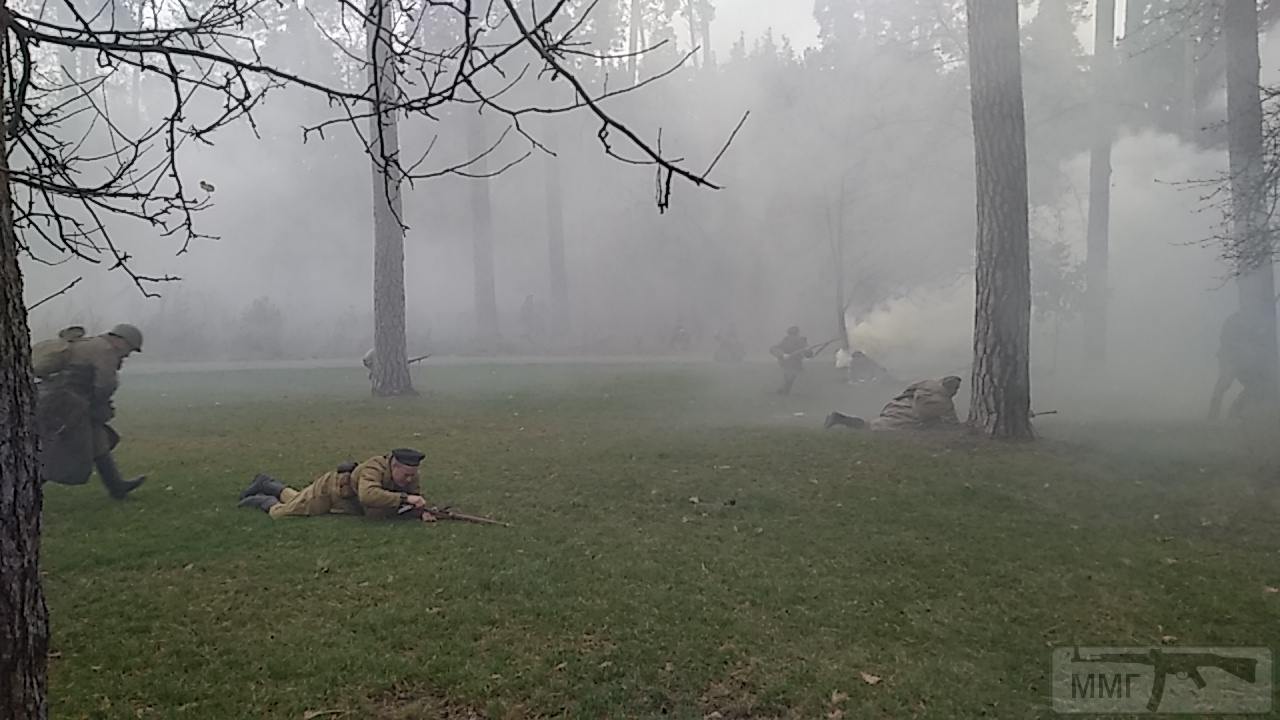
[965,0,1034,439]
[699,1,712,69]
[831,185,849,351]
[467,115,499,350]
[0,30,51,714]
[545,122,570,340]
[1084,0,1115,368]
[1224,0,1280,419]
[1181,30,1197,138]
[366,0,414,396]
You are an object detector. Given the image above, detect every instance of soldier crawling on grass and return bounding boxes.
[824,376,963,431]
[237,448,436,522]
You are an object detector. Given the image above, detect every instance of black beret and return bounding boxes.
[390,448,425,467]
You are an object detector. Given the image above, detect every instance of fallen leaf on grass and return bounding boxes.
[830,690,849,704]
[827,710,845,720]
[302,711,346,720]
[859,672,882,685]
[688,496,700,504]
[1160,635,1178,644]
[554,662,568,671]
[1265,586,1279,594]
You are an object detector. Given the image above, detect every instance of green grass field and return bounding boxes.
[40,363,1280,719]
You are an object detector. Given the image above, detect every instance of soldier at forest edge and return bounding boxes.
[33,323,147,499]
[769,325,812,395]
[1208,310,1268,421]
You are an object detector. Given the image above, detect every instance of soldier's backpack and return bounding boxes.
[31,326,86,378]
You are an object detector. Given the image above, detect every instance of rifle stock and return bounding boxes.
[397,504,510,527]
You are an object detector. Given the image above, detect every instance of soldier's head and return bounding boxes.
[106,323,143,356]
[389,447,425,486]
[787,325,800,336]
[941,376,962,396]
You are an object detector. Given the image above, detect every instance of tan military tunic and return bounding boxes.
[36,335,128,485]
[269,455,421,519]
[870,379,960,431]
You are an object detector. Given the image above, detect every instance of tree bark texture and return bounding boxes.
[1224,0,1280,416]
[965,0,1034,439]
[1085,0,1115,369]
[686,0,700,70]
[0,21,51,715]
[366,0,414,396]
[467,115,499,348]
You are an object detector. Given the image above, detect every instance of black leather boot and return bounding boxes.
[240,473,286,500]
[237,494,280,512]
[96,454,145,500]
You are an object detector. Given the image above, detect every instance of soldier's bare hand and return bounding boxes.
[406,494,427,508]
[420,511,437,523]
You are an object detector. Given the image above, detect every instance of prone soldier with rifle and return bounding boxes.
[237,448,506,527]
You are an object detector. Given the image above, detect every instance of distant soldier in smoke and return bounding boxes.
[33,323,147,498]
[362,348,431,378]
[824,376,963,431]
[770,325,812,395]
[669,323,692,352]
[836,347,895,384]
[520,294,546,345]
[713,325,745,363]
[1208,310,1269,421]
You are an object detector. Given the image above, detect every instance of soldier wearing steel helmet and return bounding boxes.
[34,323,147,498]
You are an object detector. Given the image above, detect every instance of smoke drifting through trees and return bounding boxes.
[17,1,1279,413]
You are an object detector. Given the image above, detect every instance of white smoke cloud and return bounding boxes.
[848,279,974,381]
[844,129,1239,419]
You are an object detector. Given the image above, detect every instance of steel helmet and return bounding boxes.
[107,323,143,352]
